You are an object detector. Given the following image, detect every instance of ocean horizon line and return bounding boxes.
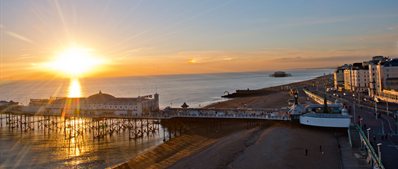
[0,67,334,83]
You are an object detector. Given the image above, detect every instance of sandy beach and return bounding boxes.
[115,75,342,169]
[170,125,341,169]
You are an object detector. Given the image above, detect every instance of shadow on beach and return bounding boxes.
[115,120,345,169]
[113,75,345,169]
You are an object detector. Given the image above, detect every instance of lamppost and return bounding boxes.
[395,114,398,135]
[358,91,361,111]
[367,128,371,141]
[377,143,382,163]
[353,93,356,124]
[375,98,379,120]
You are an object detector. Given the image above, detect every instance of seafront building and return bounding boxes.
[25,91,159,116]
[333,65,347,91]
[343,68,353,91]
[368,56,388,97]
[335,56,398,103]
[375,59,398,92]
[350,63,369,92]
[374,59,398,103]
[341,63,369,92]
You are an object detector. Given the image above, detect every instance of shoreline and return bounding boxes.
[115,75,339,169]
[205,75,328,109]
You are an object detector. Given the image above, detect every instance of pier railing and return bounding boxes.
[169,112,290,120]
[303,89,333,104]
[1,107,291,121]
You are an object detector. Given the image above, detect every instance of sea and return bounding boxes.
[0,69,333,108]
[0,69,333,168]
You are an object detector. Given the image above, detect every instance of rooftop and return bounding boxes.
[384,58,398,67]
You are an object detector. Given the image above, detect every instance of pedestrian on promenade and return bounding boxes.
[305,148,308,156]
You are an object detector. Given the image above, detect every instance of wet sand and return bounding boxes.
[115,75,342,169]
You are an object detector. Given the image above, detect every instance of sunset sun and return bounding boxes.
[44,46,105,98]
[47,47,104,77]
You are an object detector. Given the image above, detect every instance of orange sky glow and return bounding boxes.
[1,1,397,80]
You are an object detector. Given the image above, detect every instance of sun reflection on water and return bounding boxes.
[61,118,90,158]
[68,79,82,98]
[0,115,166,168]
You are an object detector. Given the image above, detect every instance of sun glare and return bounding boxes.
[47,47,103,77]
[68,78,82,97]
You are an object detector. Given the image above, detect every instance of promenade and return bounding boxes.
[306,86,398,169]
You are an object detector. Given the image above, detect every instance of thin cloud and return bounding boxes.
[5,31,34,44]
[333,32,398,43]
[273,55,369,63]
[276,13,398,28]
[387,25,398,30]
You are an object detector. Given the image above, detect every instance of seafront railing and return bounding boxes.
[355,125,385,169]
[303,89,333,104]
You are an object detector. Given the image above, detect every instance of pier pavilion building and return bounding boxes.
[26,91,159,116]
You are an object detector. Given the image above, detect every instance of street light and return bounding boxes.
[374,98,379,120]
[377,143,382,162]
[367,128,371,140]
[353,100,356,123]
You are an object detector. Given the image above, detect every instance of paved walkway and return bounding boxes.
[306,88,398,169]
[338,133,369,169]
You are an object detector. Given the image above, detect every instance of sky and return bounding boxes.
[1,0,398,80]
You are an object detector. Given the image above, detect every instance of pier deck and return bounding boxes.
[1,107,291,121]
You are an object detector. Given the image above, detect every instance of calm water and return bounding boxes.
[0,69,332,108]
[0,69,332,168]
[0,117,166,168]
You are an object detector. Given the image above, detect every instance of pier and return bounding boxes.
[0,107,291,142]
[0,113,164,140]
